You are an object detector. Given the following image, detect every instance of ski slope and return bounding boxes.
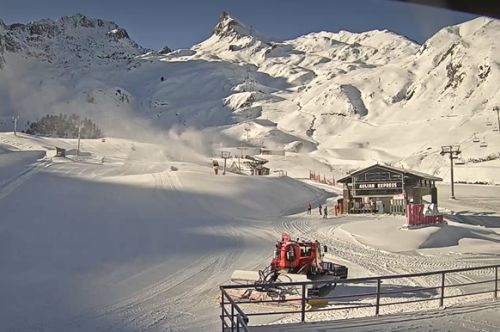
[0,133,329,332]
[1,133,500,332]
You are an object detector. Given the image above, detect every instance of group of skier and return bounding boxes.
[307,203,328,218]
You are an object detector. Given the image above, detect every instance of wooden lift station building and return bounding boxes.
[336,164,443,215]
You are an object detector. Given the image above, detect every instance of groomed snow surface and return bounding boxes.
[1,133,500,332]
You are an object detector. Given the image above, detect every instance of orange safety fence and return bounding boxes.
[309,170,335,186]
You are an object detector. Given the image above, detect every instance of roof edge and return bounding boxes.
[336,163,443,183]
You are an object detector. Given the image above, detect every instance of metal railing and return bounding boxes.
[219,264,500,331]
[220,288,250,332]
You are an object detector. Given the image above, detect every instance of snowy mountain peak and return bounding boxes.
[6,13,120,38]
[211,11,273,43]
[0,13,147,65]
[158,45,172,54]
[212,11,243,38]
[57,13,116,29]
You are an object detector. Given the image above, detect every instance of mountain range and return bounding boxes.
[1,11,499,181]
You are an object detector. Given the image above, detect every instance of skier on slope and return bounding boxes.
[307,203,312,214]
[212,160,219,175]
[323,206,328,219]
[318,204,322,215]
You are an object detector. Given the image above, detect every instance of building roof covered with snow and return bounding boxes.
[337,163,443,184]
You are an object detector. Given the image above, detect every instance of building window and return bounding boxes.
[354,189,402,196]
[365,172,390,181]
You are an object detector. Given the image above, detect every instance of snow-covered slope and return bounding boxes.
[1,132,500,332]
[1,12,500,183]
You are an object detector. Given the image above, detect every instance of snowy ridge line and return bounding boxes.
[0,161,51,200]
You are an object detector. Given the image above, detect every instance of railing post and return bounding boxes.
[221,290,225,332]
[301,284,306,323]
[440,272,446,307]
[375,278,381,316]
[495,267,498,299]
[236,314,240,332]
[231,304,235,332]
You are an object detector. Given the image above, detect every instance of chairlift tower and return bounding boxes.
[440,145,461,199]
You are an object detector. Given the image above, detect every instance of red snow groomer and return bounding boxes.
[226,232,348,307]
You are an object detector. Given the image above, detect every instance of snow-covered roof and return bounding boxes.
[337,163,443,183]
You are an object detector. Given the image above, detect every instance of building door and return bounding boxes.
[390,193,405,215]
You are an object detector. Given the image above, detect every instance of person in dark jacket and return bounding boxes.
[212,160,219,175]
[307,203,312,214]
[318,204,322,215]
[323,206,328,218]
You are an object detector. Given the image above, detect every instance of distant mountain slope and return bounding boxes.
[0,12,499,182]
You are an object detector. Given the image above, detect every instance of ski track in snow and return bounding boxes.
[0,160,52,201]
[1,138,500,331]
[267,213,500,324]
[0,168,271,332]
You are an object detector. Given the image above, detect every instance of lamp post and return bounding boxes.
[12,115,19,135]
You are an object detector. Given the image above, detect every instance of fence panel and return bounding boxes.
[220,264,500,331]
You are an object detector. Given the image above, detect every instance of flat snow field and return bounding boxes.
[1,134,500,332]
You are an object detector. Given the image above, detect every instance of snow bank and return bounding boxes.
[334,216,500,254]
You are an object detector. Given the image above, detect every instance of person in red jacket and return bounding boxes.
[318,204,322,215]
[307,203,312,214]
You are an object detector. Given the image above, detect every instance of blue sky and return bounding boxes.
[0,0,478,50]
